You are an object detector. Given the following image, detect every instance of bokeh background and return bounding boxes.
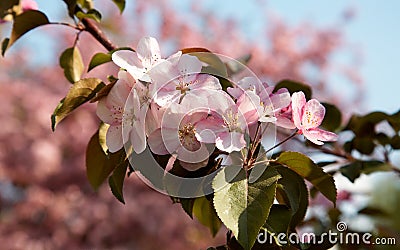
[0,0,399,249]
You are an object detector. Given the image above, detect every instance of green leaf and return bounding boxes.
[51,78,105,131]
[320,103,342,132]
[1,38,9,57]
[3,10,50,55]
[213,165,280,250]
[182,48,228,77]
[226,54,252,76]
[88,52,111,72]
[60,46,85,83]
[76,9,102,22]
[193,196,222,237]
[340,160,391,183]
[263,204,292,242]
[276,151,336,205]
[352,137,375,155]
[274,166,309,230]
[88,47,134,72]
[274,79,312,100]
[111,0,126,13]
[86,124,126,190]
[180,198,195,218]
[391,135,400,149]
[108,157,128,204]
[62,0,78,18]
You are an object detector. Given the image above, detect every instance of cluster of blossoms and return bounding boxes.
[97,36,338,171]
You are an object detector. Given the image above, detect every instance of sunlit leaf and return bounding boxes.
[274,79,312,100]
[276,151,336,205]
[51,78,105,131]
[111,0,126,13]
[108,157,128,204]
[213,165,280,250]
[3,10,50,55]
[60,46,85,83]
[76,9,102,22]
[193,196,222,237]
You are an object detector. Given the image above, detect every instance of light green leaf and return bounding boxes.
[111,0,126,13]
[274,79,312,100]
[109,157,128,204]
[60,46,85,83]
[3,10,50,55]
[193,196,222,237]
[88,52,111,72]
[213,165,280,250]
[76,9,102,22]
[276,151,336,205]
[51,78,105,131]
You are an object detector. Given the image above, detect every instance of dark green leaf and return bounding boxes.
[88,47,134,72]
[51,78,105,131]
[193,196,222,237]
[3,10,50,55]
[60,46,85,83]
[180,198,195,218]
[320,103,342,131]
[62,0,78,18]
[340,160,391,183]
[1,38,9,57]
[276,151,336,205]
[76,9,102,22]
[111,0,126,13]
[263,204,292,238]
[352,137,375,155]
[388,110,400,132]
[274,166,309,229]
[274,79,312,100]
[391,135,400,149]
[108,157,128,204]
[213,165,280,250]
[86,124,126,190]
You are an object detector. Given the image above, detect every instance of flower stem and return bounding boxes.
[264,129,299,155]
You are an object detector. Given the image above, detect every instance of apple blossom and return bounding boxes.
[291,91,338,145]
[148,54,221,106]
[111,36,179,82]
[96,71,146,153]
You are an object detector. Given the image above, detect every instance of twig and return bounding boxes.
[81,18,118,51]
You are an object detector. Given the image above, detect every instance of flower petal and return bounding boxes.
[106,125,123,153]
[291,91,306,129]
[302,99,325,129]
[112,50,144,80]
[303,128,338,145]
[136,36,162,68]
[148,129,169,155]
[215,131,246,153]
[96,99,115,124]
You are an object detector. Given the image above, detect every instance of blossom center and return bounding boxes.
[224,110,241,133]
[178,123,200,150]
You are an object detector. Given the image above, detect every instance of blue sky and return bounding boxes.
[7,0,400,114]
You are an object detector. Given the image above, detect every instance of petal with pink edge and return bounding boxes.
[106,125,123,153]
[303,128,338,145]
[302,99,325,129]
[291,91,306,129]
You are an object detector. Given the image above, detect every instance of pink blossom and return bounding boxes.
[148,54,221,106]
[112,36,177,82]
[96,71,146,153]
[196,91,259,153]
[22,0,38,11]
[291,91,338,145]
[148,92,212,171]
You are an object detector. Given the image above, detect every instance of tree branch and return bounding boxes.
[81,18,117,51]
